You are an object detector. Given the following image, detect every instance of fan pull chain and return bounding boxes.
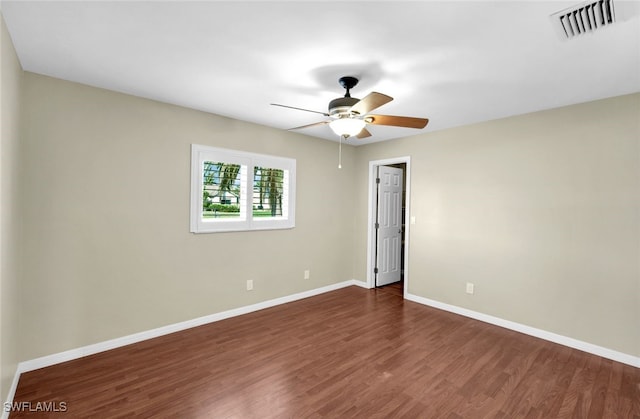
[338,135,346,169]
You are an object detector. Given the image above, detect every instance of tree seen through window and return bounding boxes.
[202,162,285,218]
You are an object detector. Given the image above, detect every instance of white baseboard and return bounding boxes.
[1,367,22,419]
[2,280,358,416]
[351,279,370,289]
[405,292,640,368]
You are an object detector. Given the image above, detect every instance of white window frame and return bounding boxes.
[190,144,296,233]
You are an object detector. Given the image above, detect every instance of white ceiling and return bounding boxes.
[2,1,639,145]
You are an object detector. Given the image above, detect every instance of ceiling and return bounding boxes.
[2,1,639,145]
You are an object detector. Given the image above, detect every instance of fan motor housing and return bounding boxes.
[328,96,360,117]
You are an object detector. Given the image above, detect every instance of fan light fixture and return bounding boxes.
[329,118,366,138]
[271,75,429,168]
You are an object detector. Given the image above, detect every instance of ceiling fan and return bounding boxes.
[271,76,429,140]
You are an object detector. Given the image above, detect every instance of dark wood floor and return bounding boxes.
[11,286,639,418]
[377,280,404,297]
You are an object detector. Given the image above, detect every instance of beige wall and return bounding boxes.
[19,73,357,360]
[1,14,23,401]
[354,93,640,356]
[6,51,639,368]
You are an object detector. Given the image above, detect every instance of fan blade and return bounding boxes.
[288,121,329,130]
[364,114,429,129]
[356,127,372,139]
[349,92,393,115]
[271,103,329,117]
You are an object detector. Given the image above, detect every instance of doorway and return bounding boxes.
[366,157,411,297]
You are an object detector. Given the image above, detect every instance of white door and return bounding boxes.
[376,165,403,286]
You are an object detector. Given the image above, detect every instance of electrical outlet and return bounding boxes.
[246,280,253,291]
[466,282,474,294]
[304,270,310,280]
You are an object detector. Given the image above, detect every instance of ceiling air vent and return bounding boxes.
[551,0,616,39]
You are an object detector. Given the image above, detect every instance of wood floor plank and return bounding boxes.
[10,286,640,418]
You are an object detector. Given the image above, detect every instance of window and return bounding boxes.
[190,144,296,233]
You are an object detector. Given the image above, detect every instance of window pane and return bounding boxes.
[253,166,286,218]
[202,162,243,219]
[191,144,295,233]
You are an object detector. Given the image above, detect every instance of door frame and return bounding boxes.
[366,156,411,296]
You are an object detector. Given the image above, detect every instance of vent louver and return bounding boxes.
[551,0,616,39]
